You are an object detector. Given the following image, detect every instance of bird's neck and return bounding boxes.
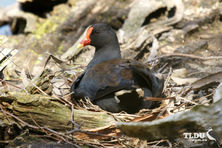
[87,44,121,69]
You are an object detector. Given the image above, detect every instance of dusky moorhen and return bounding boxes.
[71,23,163,113]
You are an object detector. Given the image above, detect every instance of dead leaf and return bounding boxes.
[171,68,198,85]
[191,71,222,90]
[21,69,30,87]
[213,82,222,103]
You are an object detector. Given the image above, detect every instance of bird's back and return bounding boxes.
[72,59,163,102]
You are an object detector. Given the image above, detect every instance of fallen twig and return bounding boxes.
[0,79,22,89]
[0,104,11,124]
[152,53,222,61]
[4,110,39,129]
[144,97,175,101]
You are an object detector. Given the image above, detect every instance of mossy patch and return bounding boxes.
[34,19,58,39]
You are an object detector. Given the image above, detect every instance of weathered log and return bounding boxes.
[117,98,222,141]
[0,92,116,131]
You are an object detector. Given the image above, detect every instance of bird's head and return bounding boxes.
[78,23,119,50]
[206,125,213,131]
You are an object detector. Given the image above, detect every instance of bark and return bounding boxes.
[0,92,116,131]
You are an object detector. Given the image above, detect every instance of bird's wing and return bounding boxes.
[208,130,221,144]
[83,59,163,101]
[86,60,136,100]
[129,60,164,97]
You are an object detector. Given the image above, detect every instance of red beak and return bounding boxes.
[80,26,93,47]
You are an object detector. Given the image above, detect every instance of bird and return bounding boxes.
[70,23,164,113]
[206,126,221,148]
